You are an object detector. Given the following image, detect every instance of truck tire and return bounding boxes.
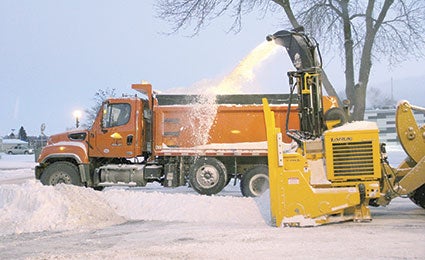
[189,157,227,195]
[40,161,82,186]
[410,184,425,209]
[240,165,269,197]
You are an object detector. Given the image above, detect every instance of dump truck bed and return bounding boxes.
[152,94,298,156]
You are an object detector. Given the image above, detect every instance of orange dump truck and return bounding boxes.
[35,83,300,196]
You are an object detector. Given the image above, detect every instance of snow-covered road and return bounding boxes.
[1,150,424,259]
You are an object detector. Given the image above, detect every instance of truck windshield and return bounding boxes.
[102,103,131,128]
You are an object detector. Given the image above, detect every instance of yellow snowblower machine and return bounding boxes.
[264,28,425,227]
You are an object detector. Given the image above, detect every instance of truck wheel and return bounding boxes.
[410,184,425,209]
[240,165,269,197]
[40,161,82,186]
[189,157,227,195]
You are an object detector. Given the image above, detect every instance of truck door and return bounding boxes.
[89,99,140,158]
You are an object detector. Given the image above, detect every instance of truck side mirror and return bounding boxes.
[101,102,109,132]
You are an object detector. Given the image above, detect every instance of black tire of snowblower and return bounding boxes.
[410,184,425,209]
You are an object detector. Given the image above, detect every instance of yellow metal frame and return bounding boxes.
[263,98,380,227]
[263,98,284,226]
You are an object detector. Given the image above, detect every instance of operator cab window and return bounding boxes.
[103,103,131,128]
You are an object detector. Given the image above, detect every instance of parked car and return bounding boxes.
[6,145,34,155]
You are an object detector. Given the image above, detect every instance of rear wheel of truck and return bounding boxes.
[40,161,82,186]
[240,165,269,197]
[410,184,425,209]
[189,157,227,195]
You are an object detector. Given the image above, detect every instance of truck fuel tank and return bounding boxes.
[98,164,147,187]
[97,164,172,188]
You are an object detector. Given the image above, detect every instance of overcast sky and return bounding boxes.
[1,0,424,137]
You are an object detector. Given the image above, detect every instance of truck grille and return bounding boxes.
[331,141,375,177]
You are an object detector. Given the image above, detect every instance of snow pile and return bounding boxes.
[0,181,125,235]
[0,178,269,235]
[0,154,270,235]
[103,189,267,225]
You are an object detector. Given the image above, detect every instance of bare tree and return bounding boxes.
[291,0,424,119]
[84,88,117,128]
[367,87,396,109]
[156,0,272,35]
[156,0,425,120]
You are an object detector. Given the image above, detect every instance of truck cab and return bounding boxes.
[35,95,151,187]
[89,97,150,159]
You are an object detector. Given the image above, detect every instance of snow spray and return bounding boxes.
[212,41,279,94]
[188,41,279,145]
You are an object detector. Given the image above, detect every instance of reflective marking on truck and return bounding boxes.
[156,150,268,157]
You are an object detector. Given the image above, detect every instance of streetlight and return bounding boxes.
[73,110,82,128]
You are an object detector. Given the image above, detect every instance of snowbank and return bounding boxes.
[0,152,275,236]
[0,179,269,235]
[104,189,266,225]
[0,181,125,235]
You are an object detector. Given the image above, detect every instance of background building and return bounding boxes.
[0,138,29,152]
[364,108,425,145]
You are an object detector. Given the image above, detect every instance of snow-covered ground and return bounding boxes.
[1,147,424,259]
